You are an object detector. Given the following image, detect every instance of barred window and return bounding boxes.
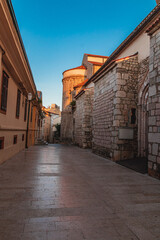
[1,72,9,113]
[16,89,21,118]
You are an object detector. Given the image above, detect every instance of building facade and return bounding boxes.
[0,0,42,164]
[61,3,160,179]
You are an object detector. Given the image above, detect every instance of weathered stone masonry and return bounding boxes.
[93,66,116,158]
[93,55,139,161]
[74,88,94,148]
[148,28,160,179]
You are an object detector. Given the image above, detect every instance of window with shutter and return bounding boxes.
[0,71,9,113]
[16,89,21,118]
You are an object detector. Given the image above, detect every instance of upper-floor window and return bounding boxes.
[1,71,9,113]
[24,98,27,121]
[16,89,21,118]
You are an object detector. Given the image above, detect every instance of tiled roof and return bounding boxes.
[85,53,108,58]
[63,65,86,74]
[146,16,160,35]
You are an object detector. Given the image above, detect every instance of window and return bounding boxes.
[13,135,17,144]
[1,71,9,113]
[24,98,27,121]
[0,137,4,150]
[22,134,24,141]
[16,89,21,118]
[131,108,136,124]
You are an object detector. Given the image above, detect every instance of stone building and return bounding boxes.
[88,4,160,179]
[61,3,160,179]
[61,54,108,143]
[0,0,42,164]
[146,15,160,179]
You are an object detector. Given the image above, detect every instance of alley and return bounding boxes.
[0,145,160,240]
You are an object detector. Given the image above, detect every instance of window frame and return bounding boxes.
[0,137,4,150]
[16,89,21,119]
[0,71,9,114]
[13,135,17,145]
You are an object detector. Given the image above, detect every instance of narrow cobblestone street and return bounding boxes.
[0,144,160,240]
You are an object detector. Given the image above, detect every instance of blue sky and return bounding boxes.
[11,0,156,109]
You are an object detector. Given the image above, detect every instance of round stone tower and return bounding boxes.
[62,65,87,110]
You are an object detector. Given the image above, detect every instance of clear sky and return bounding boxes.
[11,0,156,109]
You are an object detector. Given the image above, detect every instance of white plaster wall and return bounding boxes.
[118,32,150,62]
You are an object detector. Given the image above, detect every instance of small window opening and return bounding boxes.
[22,134,24,141]
[0,137,4,150]
[13,135,17,144]
[131,108,136,124]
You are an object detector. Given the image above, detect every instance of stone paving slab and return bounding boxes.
[0,144,160,240]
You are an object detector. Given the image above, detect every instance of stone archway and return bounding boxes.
[138,78,149,157]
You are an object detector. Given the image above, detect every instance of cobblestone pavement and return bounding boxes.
[0,144,160,240]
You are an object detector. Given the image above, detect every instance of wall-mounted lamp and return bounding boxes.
[25,93,32,148]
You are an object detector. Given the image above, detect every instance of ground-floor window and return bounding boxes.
[0,137,4,149]
[13,135,17,144]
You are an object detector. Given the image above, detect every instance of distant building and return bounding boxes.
[42,104,61,143]
[61,54,108,142]
[0,0,42,164]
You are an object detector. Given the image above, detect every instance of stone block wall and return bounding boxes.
[148,29,160,179]
[113,56,139,161]
[93,55,139,160]
[74,88,94,148]
[138,57,149,91]
[93,67,116,158]
[61,110,73,142]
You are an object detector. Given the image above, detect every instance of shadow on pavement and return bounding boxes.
[117,157,148,174]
